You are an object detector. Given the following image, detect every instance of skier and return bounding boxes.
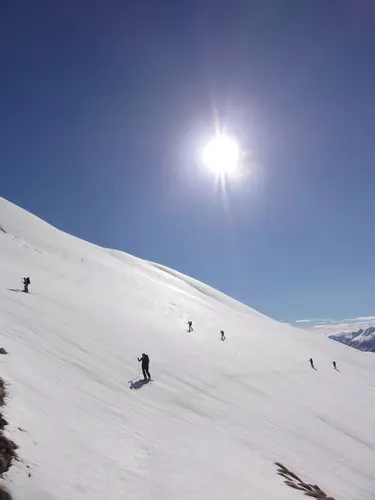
[138,353,151,381]
[309,358,315,369]
[333,360,337,370]
[187,321,193,333]
[220,330,225,341]
[22,277,31,293]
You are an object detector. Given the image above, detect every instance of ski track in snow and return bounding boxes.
[0,196,375,500]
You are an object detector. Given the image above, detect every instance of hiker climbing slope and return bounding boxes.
[22,277,31,293]
[138,353,151,381]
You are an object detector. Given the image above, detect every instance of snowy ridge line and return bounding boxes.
[329,326,375,353]
[275,463,335,499]
[0,363,17,500]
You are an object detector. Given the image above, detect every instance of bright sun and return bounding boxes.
[202,134,240,176]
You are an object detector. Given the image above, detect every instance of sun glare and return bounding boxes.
[202,135,240,176]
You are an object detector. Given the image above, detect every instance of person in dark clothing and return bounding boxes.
[138,353,151,381]
[333,361,337,370]
[22,277,31,293]
[220,330,225,341]
[187,321,193,332]
[309,358,315,369]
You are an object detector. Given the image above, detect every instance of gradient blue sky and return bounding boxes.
[2,1,375,323]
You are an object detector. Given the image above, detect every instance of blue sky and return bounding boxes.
[1,1,375,323]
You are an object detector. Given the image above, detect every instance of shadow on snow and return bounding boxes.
[128,379,150,390]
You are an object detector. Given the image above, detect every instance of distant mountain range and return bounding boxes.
[329,326,375,352]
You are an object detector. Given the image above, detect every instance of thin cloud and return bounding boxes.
[295,318,334,324]
[339,317,375,323]
[295,316,375,328]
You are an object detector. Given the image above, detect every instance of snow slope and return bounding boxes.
[1,197,375,500]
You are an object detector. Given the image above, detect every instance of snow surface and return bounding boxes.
[1,196,375,500]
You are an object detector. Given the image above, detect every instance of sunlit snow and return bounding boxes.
[1,197,375,500]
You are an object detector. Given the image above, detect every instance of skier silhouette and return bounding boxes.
[187,321,193,333]
[138,353,151,381]
[333,361,337,370]
[220,330,226,341]
[22,277,31,293]
[309,358,315,369]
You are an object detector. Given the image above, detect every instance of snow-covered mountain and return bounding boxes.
[330,326,375,352]
[1,196,375,500]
